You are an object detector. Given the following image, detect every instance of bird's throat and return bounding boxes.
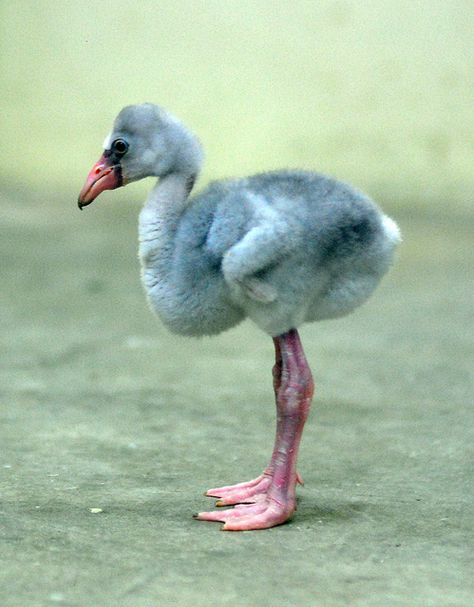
[148,172,196,213]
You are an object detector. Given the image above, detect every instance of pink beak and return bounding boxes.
[78,154,123,209]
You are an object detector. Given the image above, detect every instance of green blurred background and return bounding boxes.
[1,0,472,213]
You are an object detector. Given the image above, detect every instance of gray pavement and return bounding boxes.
[1,190,472,606]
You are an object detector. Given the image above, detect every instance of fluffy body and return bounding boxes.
[139,169,400,337]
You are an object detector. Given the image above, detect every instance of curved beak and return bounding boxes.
[78,154,123,209]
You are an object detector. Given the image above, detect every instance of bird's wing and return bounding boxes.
[221,205,293,304]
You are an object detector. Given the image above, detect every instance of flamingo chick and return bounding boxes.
[78,103,400,531]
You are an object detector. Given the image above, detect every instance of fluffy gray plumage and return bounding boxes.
[107,103,400,337]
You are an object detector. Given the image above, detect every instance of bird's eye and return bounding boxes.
[112,139,129,156]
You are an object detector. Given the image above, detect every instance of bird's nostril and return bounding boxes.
[95,167,101,175]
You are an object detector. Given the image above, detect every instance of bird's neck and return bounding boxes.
[141,122,202,219]
[139,170,196,238]
[145,170,195,214]
[138,170,197,282]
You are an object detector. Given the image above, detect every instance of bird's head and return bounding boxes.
[78,103,203,209]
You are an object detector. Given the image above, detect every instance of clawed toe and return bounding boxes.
[194,501,266,523]
[205,473,268,496]
[194,498,294,531]
[204,473,272,505]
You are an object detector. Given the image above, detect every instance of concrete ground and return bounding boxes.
[1,188,472,606]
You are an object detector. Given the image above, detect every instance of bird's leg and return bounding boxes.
[195,329,314,530]
[204,336,303,506]
[202,341,282,504]
[266,336,305,487]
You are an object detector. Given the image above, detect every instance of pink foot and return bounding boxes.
[194,495,296,531]
[205,471,304,506]
[205,473,271,505]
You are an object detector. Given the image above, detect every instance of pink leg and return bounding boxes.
[204,338,303,506]
[194,329,314,530]
[203,339,281,505]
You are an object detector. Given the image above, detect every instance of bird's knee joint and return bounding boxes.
[279,372,314,408]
